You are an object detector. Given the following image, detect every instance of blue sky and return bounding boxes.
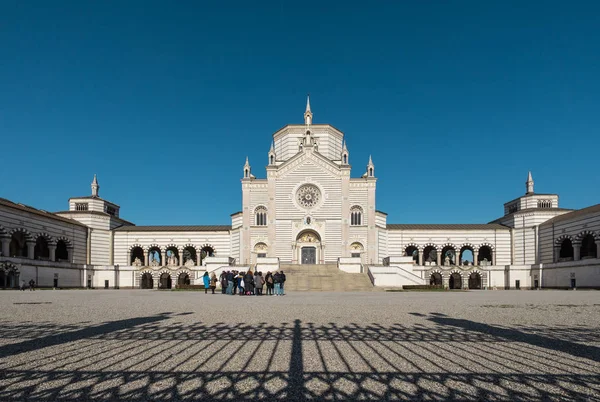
[1,1,599,225]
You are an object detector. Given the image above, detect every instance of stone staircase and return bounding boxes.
[279,263,381,292]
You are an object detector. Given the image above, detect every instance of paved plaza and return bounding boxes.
[0,290,599,401]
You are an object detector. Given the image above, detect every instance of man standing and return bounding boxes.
[280,270,286,295]
[29,279,35,291]
[220,271,227,294]
[273,271,281,296]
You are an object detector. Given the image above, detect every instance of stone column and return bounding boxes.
[491,249,495,266]
[474,250,479,266]
[418,250,423,266]
[442,275,449,289]
[554,245,561,262]
[456,250,461,265]
[196,249,201,266]
[1,238,10,257]
[26,241,35,259]
[573,244,581,261]
[144,250,149,266]
[160,250,165,266]
[179,248,185,266]
[436,251,441,266]
[49,244,56,262]
[127,250,131,266]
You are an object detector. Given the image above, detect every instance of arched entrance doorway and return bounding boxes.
[449,272,462,289]
[178,272,190,286]
[468,272,482,289]
[296,231,321,264]
[141,273,154,289]
[159,273,172,289]
[430,272,442,286]
[0,265,19,288]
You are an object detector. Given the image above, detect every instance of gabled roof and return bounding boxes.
[113,225,231,232]
[275,146,342,177]
[540,204,600,226]
[387,223,509,230]
[0,197,88,228]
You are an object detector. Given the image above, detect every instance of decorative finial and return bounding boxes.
[526,171,534,195]
[365,155,375,177]
[304,94,313,125]
[91,174,100,197]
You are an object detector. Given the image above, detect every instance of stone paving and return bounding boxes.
[0,289,599,401]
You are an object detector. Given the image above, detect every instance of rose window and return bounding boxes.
[296,184,321,208]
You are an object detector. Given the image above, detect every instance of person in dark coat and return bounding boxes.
[232,270,238,295]
[244,270,254,295]
[273,272,282,296]
[265,272,274,295]
[220,271,227,294]
[280,270,286,295]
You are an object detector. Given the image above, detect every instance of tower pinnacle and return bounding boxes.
[91,174,99,197]
[526,171,534,195]
[304,94,313,125]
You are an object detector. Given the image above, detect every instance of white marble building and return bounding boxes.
[1,98,598,290]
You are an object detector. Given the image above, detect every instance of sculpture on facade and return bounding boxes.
[185,258,194,267]
[444,256,450,265]
[133,257,142,267]
[167,254,178,266]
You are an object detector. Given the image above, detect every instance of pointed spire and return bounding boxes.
[526,171,534,195]
[91,174,99,197]
[366,155,375,177]
[304,94,313,125]
[341,141,349,165]
[268,141,276,165]
[243,157,251,179]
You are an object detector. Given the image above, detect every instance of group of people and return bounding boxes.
[20,279,36,291]
[202,270,287,296]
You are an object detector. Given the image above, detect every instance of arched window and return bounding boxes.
[350,206,363,226]
[537,200,552,208]
[55,240,69,261]
[255,206,268,226]
[559,238,574,260]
